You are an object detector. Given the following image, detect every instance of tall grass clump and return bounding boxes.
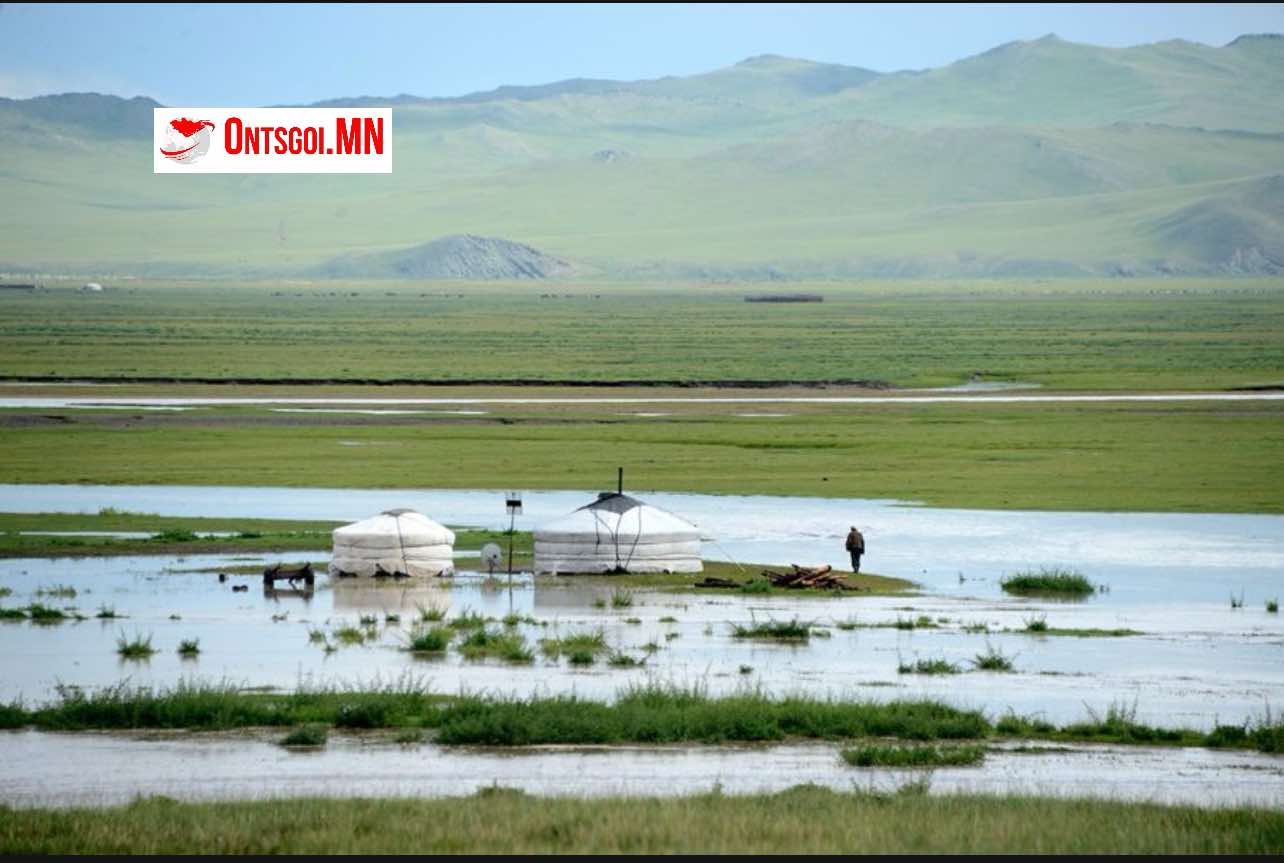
[459,628,534,663]
[1000,568,1094,597]
[27,603,68,624]
[116,632,156,660]
[730,619,811,640]
[176,639,200,658]
[1230,592,1245,609]
[95,605,121,620]
[971,644,1014,672]
[540,629,609,659]
[448,608,488,630]
[416,602,447,622]
[1023,615,1048,633]
[0,606,28,621]
[1266,598,1278,614]
[610,589,635,609]
[898,658,961,675]
[407,625,453,654]
[841,744,985,768]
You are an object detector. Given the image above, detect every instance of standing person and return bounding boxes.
[845,525,865,573]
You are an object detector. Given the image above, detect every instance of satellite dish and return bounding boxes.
[480,543,503,572]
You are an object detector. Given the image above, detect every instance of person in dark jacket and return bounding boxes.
[845,526,865,573]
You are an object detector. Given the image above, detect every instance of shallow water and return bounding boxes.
[4,484,1281,603]
[1,731,1280,810]
[0,551,1281,729]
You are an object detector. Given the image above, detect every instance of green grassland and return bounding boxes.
[2,279,1282,389]
[3,786,1281,854]
[1,399,1280,512]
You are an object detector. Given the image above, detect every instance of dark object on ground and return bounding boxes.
[217,573,227,583]
[231,584,249,593]
[744,294,823,303]
[372,564,410,580]
[696,564,864,592]
[263,562,314,588]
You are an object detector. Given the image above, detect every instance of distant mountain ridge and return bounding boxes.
[1,32,1282,278]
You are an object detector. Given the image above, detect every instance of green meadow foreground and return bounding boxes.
[2,787,1280,854]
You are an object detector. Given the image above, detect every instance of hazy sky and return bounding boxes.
[2,3,1282,104]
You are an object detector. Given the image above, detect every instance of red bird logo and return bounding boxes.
[159,118,216,163]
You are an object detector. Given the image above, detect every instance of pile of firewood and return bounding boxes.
[695,563,863,592]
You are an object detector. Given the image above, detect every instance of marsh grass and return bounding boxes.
[738,579,772,595]
[730,619,811,640]
[416,602,447,623]
[27,603,68,624]
[177,639,200,658]
[459,628,534,663]
[0,606,28,621]
[7,682,1277,754]
[95,604,121,620]
[540,629,609,659]
[567,650,596,666]
[279,724,327,748]
[835,618,858,631]
[35,584,77,599]
[358,615,378,627]
[658,616,678,624]
[1024,615,1048,633]
[898,658,961,675]
[972,645,1015,672]
[1,785,1281,853]
[116,633,156,660]
[406,626,452,654]
[307,628,327,644]
[1267,598,1278,614]
[1000,568,1094,597]
[610,589,635,609]
[841,744,985,768]
[333,626,369,646]
[607,652,643,668]
[624,617,642,625]
[448,609,488,630]
[1231,591,1245,609]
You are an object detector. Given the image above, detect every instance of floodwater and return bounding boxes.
[2,731,1280,810]
[4,484,1281,602]
[1,485,1281,807]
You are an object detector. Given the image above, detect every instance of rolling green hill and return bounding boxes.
[1,33,1282,278]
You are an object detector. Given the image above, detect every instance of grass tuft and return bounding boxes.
[971,644,1015,672]
[841,744,985,768]
[1000,568,1094,597]
[730,618,811,640]
[898,658,961,675]
[406,625,453,653]
[116,632,156,660]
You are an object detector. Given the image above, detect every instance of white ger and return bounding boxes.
[329,509,455,578]
[534,492,703,574]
